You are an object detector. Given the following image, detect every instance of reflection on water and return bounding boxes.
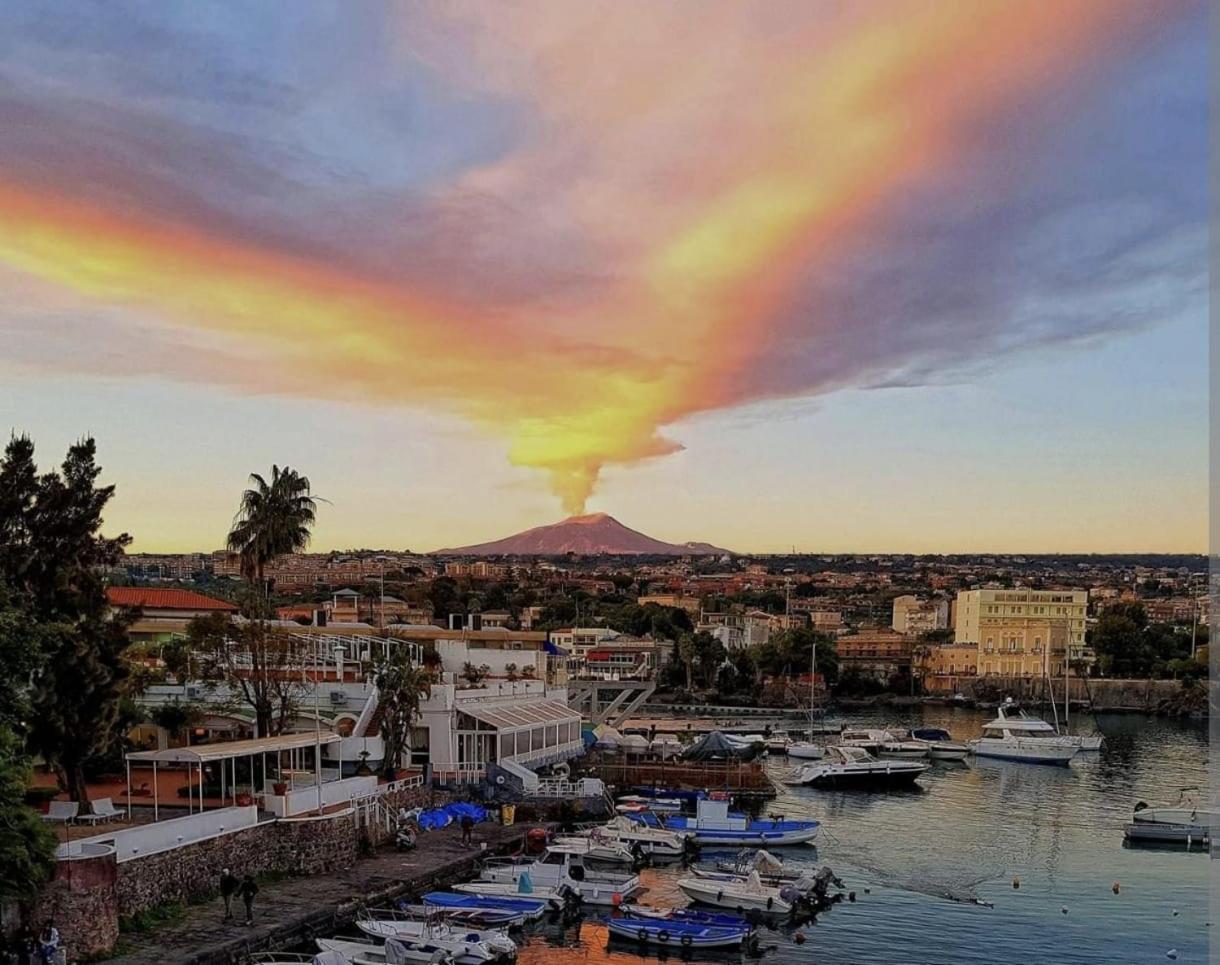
[514,710,1209,965]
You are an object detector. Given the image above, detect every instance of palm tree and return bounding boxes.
[226,466,320,595]
[373,647,433,779]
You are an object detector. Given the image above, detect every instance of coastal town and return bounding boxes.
[0,438,1210,964]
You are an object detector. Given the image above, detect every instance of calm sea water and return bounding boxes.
[515,710,1211,965]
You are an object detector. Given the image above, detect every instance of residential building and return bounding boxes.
[891,595,949,634]
[638,593,701,614]
[836,629,915,680]
[955,588,1088,677]
[106,586,237,642]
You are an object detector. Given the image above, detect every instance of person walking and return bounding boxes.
[460,813,474,847]
[219,868,240,921]
[239,874,259,926]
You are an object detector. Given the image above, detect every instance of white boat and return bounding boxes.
[594,815,693,859]
[705,848,821,891]
[677,869,795,914]
[1131,787,1217,832]
[968,701,1079,766]
[838,729,887,755]
[1062,733,1104,751]
[256,954,362,965]
[451,880,568,908]
[649,733,684,758]
[354,913,512,963]
[910,728,970,760]
[548,834,636,865]
[765,737,790,755]
[474,851,642,905]
[877,731,930,760]
[785,741,825,760]
[789,745,928,788]
[318,938,454,965]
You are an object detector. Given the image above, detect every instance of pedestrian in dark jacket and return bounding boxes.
[239,875,259,925]
[219,868,240,921]
[460,813,474,847]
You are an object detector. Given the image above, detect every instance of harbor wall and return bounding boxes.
[920,675,1192,711]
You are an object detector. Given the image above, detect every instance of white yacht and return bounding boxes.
[547,834,636,866]
[1126,787,1217,843]
[968,701,1079,765]
[788,745,928,788]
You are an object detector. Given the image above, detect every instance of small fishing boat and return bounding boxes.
[620,906,752,930]
[605,917,752,950]
[594,815,695,859]
[877,730,931,759]
[968,701,1079,766]
[354,912,513,962]
[548,834,636,866]
[419,893,548,922]
[398,906,525,930]
[785,741,825,760]
[317,938,454,965]
[451,876,569,908]
[630,798,819,846]
[706,849,822,890]
[473,852,642,905]
[1125,787,1216,846]
[1062,733,1104,752]
[614,794,684,815]
[677,869,796,914]
[790,745,928,788]
[910,728,970,760]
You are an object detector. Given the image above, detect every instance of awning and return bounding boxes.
[458,700,580,731]
[126,732,341,764]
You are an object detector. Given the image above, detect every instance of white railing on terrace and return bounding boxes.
[62,806,259,861]
[432,763,484,785]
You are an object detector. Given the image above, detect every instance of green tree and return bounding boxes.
[0,436,136,805]
[225,466,319,606]
[150,699,204,744]
[187,613,308,737]
[372,646,432,778]
[754,628,839,685]
[677,633,697,690]
[0,728,57,901]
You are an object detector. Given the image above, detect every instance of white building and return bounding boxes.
[891,595,949,634]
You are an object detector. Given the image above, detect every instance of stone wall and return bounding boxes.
[360,784,454,849]
[921,674,1189,711]
[33,847,118,960]
[115,810,359,917]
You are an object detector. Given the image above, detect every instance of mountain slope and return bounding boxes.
[434,513,729,556]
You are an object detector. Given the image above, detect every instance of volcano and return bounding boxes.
[434,513,730,556]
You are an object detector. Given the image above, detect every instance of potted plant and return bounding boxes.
[355,750,373,777]
[235,790,254,807]
[272,780,288,796]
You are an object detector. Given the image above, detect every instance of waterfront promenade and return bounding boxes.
[108,821,532,965]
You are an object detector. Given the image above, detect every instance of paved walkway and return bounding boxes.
[108,822,532,965]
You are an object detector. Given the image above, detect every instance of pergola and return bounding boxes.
[125,732,342,821]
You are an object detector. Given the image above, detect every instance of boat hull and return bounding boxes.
[676,878,792,914]
[970,739,1077,765]
[798,764,926,789]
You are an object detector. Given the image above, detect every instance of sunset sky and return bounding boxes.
[0,2,1207,554]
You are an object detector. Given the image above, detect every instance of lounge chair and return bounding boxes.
[77,797,121,825]
[41,801,79,824]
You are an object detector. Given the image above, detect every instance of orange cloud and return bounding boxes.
[0,1,1179,513]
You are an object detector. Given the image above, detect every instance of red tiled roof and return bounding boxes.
[106,587,237,611]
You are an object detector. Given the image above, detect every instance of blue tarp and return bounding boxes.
[416,802,490,831]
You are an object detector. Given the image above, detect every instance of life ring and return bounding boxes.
[553,762,571,778]
[495,775,506,786]
[657,930,670,944]
[680,936,693,949]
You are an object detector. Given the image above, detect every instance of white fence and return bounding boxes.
[59,805,259,862]
[267,775,379,817]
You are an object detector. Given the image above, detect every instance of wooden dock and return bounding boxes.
[105,822,534,965]
[580,757,776,799]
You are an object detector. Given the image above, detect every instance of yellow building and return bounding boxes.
[955,588,1088,677]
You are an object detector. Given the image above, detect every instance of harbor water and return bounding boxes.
[511,710,1210,964]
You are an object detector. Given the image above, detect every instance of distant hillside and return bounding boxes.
[434,513,730,556]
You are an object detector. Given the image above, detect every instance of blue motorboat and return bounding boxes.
[629,799,819,846]
[620,906,752,929]
[421,892,549,921]
[605,916,752,949]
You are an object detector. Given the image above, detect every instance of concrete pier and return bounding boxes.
[106,822,533,965]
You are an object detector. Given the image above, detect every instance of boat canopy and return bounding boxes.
[682,730,763,761]
[912,728,952,741]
